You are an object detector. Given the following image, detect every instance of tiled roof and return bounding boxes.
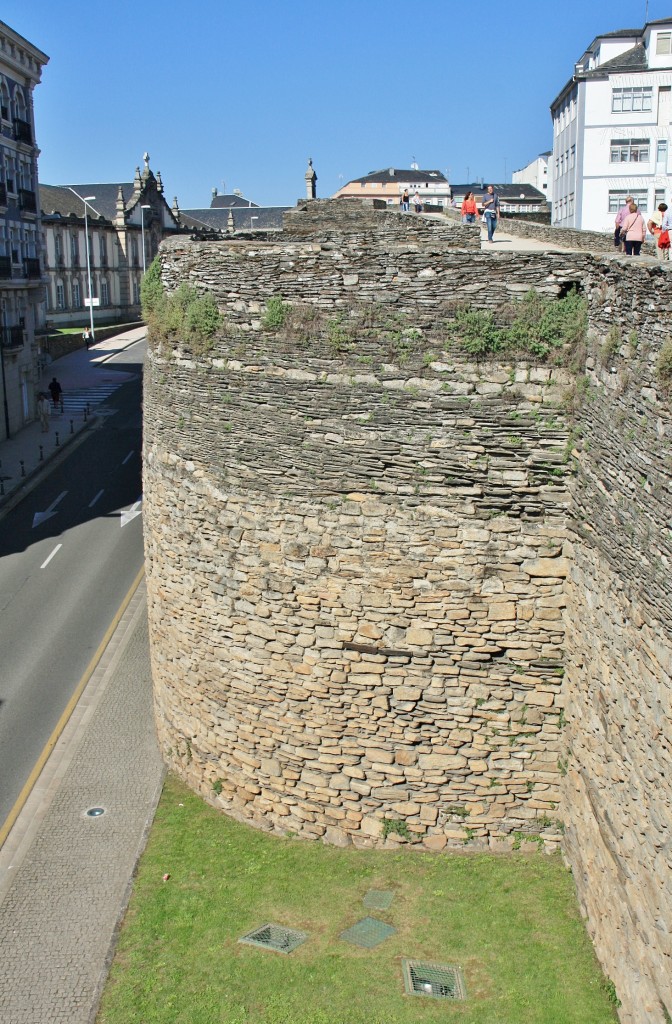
[39,183,135,221]
[349,168,448,185]
[583,43,647,75]
[451,183,547,203]
[210,193,260,209]
[180,207,288,232]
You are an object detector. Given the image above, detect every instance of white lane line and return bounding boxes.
[88,489,104,508]
[122,451,134,465]
[40,544,62,569]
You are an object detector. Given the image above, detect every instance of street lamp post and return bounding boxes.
[67,188,96,342]
[140,204,151,274]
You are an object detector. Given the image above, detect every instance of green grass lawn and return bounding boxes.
[97,775,618,1024]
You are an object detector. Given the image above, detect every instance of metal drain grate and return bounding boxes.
[402,959,466,1000]
[238,924,308,954]
[362,890,394,911]
[339,917,396,949]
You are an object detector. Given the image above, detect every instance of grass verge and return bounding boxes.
[97,775,617,1024]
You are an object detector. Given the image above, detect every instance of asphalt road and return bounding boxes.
[0,342,145,829]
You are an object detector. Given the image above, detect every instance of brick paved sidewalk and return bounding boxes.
[0,583,163,1024]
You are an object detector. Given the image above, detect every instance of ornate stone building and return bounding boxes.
[0,20,48,440]
[39,154,180,331]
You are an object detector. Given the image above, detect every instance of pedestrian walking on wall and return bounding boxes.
[482,185,500,242]
[413,191,423,213]
[48,377,62,410]
[400,189,410,212]
[621,203,646,256]
[614,195,634,250]
[37,392,51,432]
[647,203,670,262]
[461,191,478,223]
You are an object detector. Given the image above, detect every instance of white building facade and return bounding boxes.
[551,19,672,231]
[512,152,552,204]
[0,20,48,440]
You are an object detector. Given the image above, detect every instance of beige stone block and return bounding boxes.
[395,749,418,766]
[324,826,352,847]
[348,673,384,687]
[360,815,383,838]
[391,801,420,815]
[423,834,447,851]
[394,686,422,702]
[407,628,434,645]
[419,805,439,824]
[357,622,384,640]
[523,557,570,578]
[525,690,556,707]
[488,602,517,620]
[418,753,467,769]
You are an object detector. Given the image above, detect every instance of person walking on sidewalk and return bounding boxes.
[48,377,62,411]
[482,185,500,242]
[82,326,91,349]
[37,392,51,432]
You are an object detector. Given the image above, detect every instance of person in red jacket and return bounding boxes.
[461,191,478,224]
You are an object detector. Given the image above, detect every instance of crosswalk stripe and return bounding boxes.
[58,379,130,414]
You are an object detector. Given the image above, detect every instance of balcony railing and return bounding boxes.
[18,188,36,213]
[0,182,6,206]
[13,118,32,145]
[0,256,11,279]
[25,257,41,278]
[2,325,24,350]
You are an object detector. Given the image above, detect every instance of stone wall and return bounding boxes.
[145,203,672,1024]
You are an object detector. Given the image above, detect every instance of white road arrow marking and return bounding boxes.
[120,496,143,528]
[32,490,68,528]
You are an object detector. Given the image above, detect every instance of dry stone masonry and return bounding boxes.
[143,200,671,1024]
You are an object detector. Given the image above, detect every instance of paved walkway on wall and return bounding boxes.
[478,225,573,252]
[0,327,145,516]
[0,581,163,1024]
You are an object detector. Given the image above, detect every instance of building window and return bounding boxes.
[101,278,109,306]
[608,189,648,213]
[610,138,650,162]
[612,86,653,112]
[72,278,81,308]
[99,235,106,265]
[132,278,140,304]
[655,188,666,207]
[56,281,65,309]
[568,193,575,217]
[656,31,672,54]
[570,145,575,169]
[656,140,668,167]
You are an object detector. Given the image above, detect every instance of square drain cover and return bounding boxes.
[362,889,394,911]
[238,923,308,954]
[340,916,396,948]
[402,959,466,1000]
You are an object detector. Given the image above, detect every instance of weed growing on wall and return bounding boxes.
[656,339,672,393]
[141,257,222,355]
[448,289,587,363]
[261,295,291,329]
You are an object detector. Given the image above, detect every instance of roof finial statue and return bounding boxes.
[143,151,150,170]
[133,165,142,191]
[115,185,126,227]
[172,196,181,224]
[305,157,317,200]
[156,170,163,193]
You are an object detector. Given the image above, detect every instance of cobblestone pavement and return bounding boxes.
[0,583,164,1024]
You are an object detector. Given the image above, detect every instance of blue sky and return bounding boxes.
[3,0,669,208]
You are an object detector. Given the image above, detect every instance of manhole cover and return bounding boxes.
[401,959,466,1000]
[340,917,396,949]
[238,924,308,954]
[85,807,106,817]
[363,890,394,911]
